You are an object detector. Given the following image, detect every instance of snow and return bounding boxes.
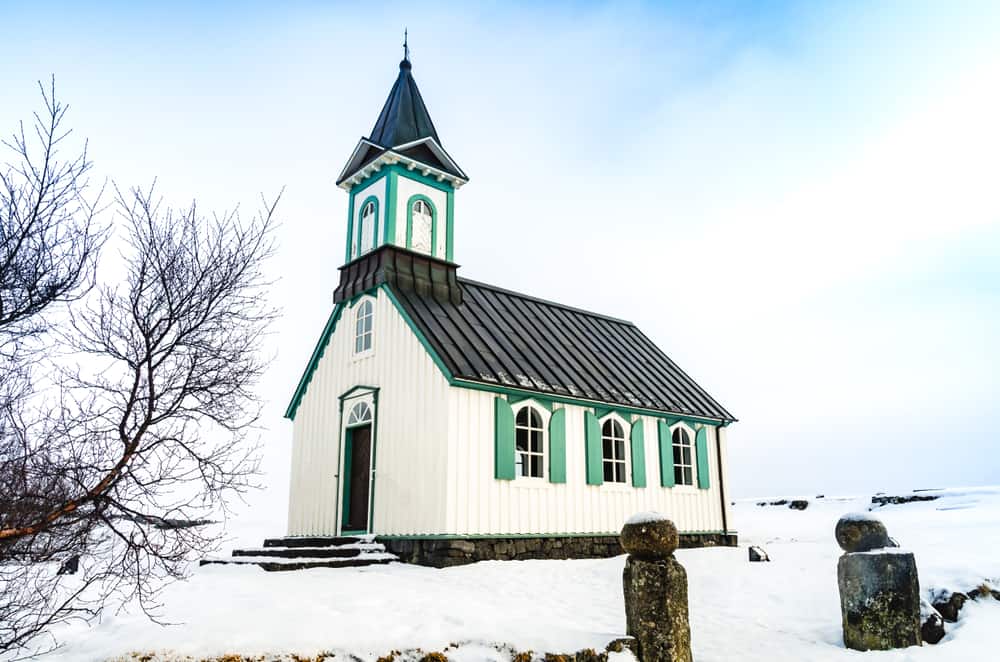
[838,511,883,523]
[26,486,1000,661]
[625,511,669,525]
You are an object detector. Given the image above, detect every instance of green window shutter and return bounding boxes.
[494,397,515,480]
[584,410,603,485]
[695,427,711,489]
[548,408,567,483]
[630,421,646,488]
[658,420,675,487]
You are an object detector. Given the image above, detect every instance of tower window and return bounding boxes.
[359,200,377,255]
[601,419,627,483]
[407,197,434,255]
[354,299,374,355]
[514,405,545,478]
[672,427,694,486]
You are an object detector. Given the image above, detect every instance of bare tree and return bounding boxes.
[0,82,280,657]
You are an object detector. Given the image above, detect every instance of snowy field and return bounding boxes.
[36,487,1000,661]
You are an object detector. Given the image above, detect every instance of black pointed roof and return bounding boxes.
[369,58,440,148]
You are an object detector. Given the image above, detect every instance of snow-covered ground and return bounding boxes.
[36,487,1000,661]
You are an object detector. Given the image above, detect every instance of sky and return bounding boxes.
[2,1,998,534]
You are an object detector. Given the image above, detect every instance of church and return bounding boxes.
[283,51,737,566]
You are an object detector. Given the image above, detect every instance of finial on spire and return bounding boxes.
[403,28,410,61]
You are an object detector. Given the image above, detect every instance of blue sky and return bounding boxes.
[2,2,998,522]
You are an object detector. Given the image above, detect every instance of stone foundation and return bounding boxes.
[378,532,737,568]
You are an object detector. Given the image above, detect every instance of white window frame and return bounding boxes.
[359,201,376,255]
[346,400,373,427]
[353,297,375,358]
[512,401,549,482]
[670,423,696,487]
[599,414,629,485]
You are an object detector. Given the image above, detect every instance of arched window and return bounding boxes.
[514,405,545,478]
[601,419,627,483]
[346,401,373,427]
[359,200,376,255]
[408,198,434,255]
[354,299,374,354]
[672,427,694,486]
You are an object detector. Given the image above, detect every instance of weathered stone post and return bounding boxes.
[621,513,692,662]
[835,513,922,651]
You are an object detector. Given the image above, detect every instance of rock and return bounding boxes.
[604,638,637,656]
[748,546,770,562]
[871,494,939,507]
[623,556,692,662]
[788,500,809,511]
[620,516,679,560]
[932,591,967,622]
[815,494,825,499]
[921,610,945,644]
[57,554,79,575]
[835,513,892,552]
[837,550,922,651]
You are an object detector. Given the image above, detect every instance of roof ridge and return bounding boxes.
[458,277,635,326]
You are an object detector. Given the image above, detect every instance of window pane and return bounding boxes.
[684,468,692,485]
[516,428,528,451]
[614,439,625,459]
[530,455,542,478]
[530,430,542,452]
[516,454,524,476]
[529,409,542,428]
[683,447,692,465]
[602,421,613,437]
[674,466,684,484]
[516,408,529,426]
[603,462,615,482]
[673,445,682,464]
[363,315,372,332]
[672,429,680,444]
[613,421,623,438]
[603,438,613,459]
[355,337,363,353]
[615,462,624,483]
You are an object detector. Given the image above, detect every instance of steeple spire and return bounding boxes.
[403,28,410,65]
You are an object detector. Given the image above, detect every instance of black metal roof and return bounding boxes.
[390,278,735,422]
[370,59,440,148]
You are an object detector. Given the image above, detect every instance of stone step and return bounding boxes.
[200,554,396,572]
[262,536,366,548]
[232,544,384,559]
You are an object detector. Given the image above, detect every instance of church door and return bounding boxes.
[341,424,372,533]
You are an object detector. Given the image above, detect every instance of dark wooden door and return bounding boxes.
[344,425,371,532]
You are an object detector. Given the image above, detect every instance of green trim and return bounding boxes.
[508,394,553,412]
[377,530,735,540]
[369,390,380,531]
[384,169,398,245]
[445,188,455,261]
[584,410,603,485]
[284,304,346,420]
[345,188,356,263]
[658,420,675,488]
[356,195,380,256]
[387,163,455,193]
[494,397,516,480]
[630,421,646,488]
[381,284,454,381]
[548,408,567,484]
[450,379,727,428]
[404,194,438,257]
[341,530,367,536]
[339,385,380,402]
[695,426,710,490]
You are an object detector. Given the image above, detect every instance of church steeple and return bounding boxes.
[337,48,467,268]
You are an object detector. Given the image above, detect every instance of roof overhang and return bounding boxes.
[337,147,468,191]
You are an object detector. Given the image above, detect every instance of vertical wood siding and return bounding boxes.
[445,389,728,535]
[287,289,450,536]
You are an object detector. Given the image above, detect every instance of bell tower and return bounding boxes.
[336,45,468,266]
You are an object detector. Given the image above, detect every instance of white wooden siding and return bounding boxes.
[287,289,451,536]
[445,389,729,535]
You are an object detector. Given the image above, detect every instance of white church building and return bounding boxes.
[282,53,737,566]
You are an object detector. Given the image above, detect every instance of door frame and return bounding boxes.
[337,386,380,535]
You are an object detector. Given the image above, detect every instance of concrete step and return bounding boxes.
[262,536,366,548]
[200,554,396,572]
[232,544,384,559]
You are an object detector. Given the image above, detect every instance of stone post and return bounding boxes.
[620,514,692,662]
[835,513,922,651]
